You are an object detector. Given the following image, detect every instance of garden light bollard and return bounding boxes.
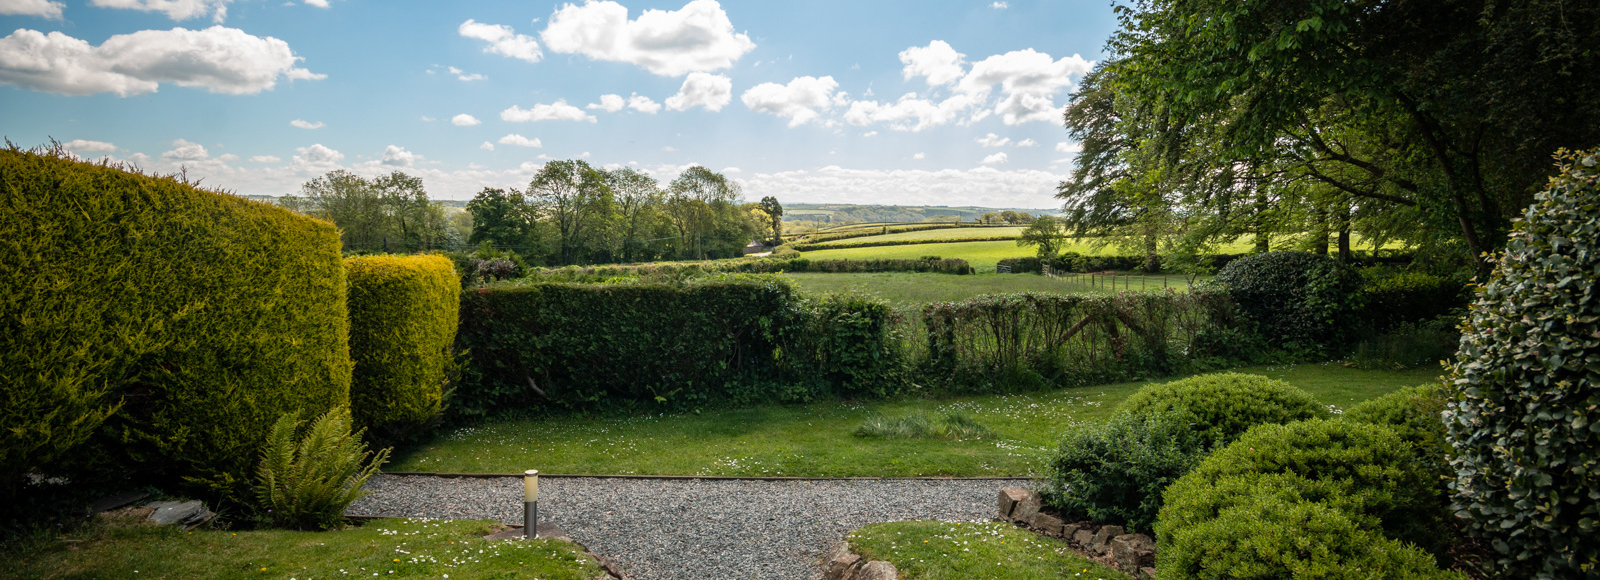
[523,469,538,539]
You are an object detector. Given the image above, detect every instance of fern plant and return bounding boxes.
[253,407,390,530]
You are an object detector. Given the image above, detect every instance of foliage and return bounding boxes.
[921,291,1244,392]
[1359,270,1468,332]
[1345,317,1460,371]
[0,146,351,504]
[758,196,783,245]
[529,255,973,278]
[344,254,460,444]
[854,411,994,441]
[1157,420,1457,578]
[1213,251,1364,352]
[781,292,907,400]
[253,407,389,531]
[1042,410,1208,532]
[1343,384,1451,496]
[287,170,452,251]
[1116,372,1329,446]
[1015,215,1067,259]
[1444,148,1600,578]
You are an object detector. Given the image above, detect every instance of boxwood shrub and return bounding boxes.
[1042,410,1209,532]
[345,254,460,443]
[1212,251,1364,352]
[0,147,351,502]
[1343,384,1450,488]
[1444,148,1600,578]
[1116,372,1329,446]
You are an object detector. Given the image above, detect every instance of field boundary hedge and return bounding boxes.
[525,256,973,280]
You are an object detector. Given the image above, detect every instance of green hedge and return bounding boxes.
[530,256,972,279]
[0,148,351,501]
[1358,271,1467,332]
[1211,251,1365,353]
[1117,372,1329,446]
[345,255,460,443]
[790,235,1017,252]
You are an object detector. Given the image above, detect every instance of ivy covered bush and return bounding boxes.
[1211,251,1364,352]
[1445,148,1600,578]
[1116,372,1329,445]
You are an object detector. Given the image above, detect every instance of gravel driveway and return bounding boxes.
[347,474,1027,580]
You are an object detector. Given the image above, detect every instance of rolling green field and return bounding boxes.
[781,272,1197,306]
[810,226,1027,246]
[388,364,1443,478]
[801,240,1043,271]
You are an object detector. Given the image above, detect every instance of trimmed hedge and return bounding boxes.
[345,255,460,442]
[1211,251,1365,352]
[0,148,351,501]
[1157,420,1457,578]
[1116,372,1330,445]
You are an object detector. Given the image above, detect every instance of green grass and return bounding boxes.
[799,240,1063,271]
[849,521,1130,580]
[5,517,604,580]
[781,272,1198,307]
[389,364,1443,477]
[810,226,1027,246]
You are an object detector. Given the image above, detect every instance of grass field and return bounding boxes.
[809,226,1027,246]
[388,364,1443,478]
[800,240,1047,271]
[782,272,1198,307]
[850,521,1130,580]
[6,517,603,580]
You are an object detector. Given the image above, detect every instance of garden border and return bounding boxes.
[384,471,1026,481]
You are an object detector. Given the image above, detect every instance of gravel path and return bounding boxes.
[348,474,1028,580]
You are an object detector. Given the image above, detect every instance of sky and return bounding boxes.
[0,0,1118,208]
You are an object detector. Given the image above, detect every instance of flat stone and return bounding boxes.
[822,543,863,580]
[1061,522,1086,538]
[1087,525,1124,555]
[1071,528,1095,546]
[1030,512,1064,536]
[91,491,149,514]
[1111,533,1157,572]
[997,487,1040,522]
[144,500,213,527]
[855,561,897,580]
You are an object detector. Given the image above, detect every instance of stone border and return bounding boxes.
[999,486,1158,579]
[821,542,899,580]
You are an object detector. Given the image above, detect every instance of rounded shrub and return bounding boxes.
[1043,410,1209,532]
[1212,251,1364,351]
[1444,148,1600,578]
[1343,385,1448,461]
[345,254,460,444]
[1116,372,1329,445]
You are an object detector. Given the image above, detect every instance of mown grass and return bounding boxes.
[4,517,604,580]
[781,272,1201,307]
[849,521,1130,580]
[389,364,1443,477]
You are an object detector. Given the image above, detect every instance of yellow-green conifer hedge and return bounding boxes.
[0,148,352,500]
[344,255,459,441]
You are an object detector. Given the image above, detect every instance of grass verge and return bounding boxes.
[849,520,1129,580]
[389,364,1443,477]
[4,516,604,580]
[780,272,1200,306]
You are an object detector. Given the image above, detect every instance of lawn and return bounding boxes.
[388,364,1444,478]
[6,517,604,580]
[781,272,1199,307]
[850,521,1129,580]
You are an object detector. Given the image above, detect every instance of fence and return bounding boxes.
[1041,262,1182,293]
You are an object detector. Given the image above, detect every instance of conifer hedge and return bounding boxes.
[345,255,459,442]
[0,148,351,500]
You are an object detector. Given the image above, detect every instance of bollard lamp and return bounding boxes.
[523,469,539,539]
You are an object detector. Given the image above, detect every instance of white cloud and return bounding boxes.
[1015,138,1037,147]
[899,40,965,86]
[292,143,343,173]
[628,93,661,114]
[665,71,731,111]
[380,145,416,167]
[451,113,482,126]
[981,152,1008,164]
[990,1,1008,8]
[290,119,323,129]
[447,65,485,81]
[1056,141,1083,154]
[62,139,116,152]
[722,167,740,173]
[161,138,208,160]
[90,0,231,23]
[304,0,339,8]
[501,100,596,123]
[913,152,925,160]
[0,26,323,96]
[497,134,543,148]
[862,131,878,137]
[249,154,280,163]
[479,141,495,151]
[217,153,238,161]
[741,75,838,127]
[744,165,1066,207]
[0,0,64,18]
[459,19,542,63]
[959,48,1092,125]
[842,92,982,132]
[662,146,676,152]
[588,94,625,112]
[976,133,1010,147]
[540,0,755,77]
[420,115,436,122]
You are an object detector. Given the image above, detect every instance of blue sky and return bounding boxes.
[0,0,1117,207]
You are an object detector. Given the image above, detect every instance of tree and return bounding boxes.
[299,170,385,249]
[758,196,784,245]
[606,167,664,263]
[667,166,746,259]
[297,170,445,251]
[527,160,612,265]
[1017,216,1068,259]
[980,212,1002,225]
[466,187,534,249]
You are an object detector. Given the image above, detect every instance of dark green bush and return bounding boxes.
[782,292,906,400]
[1042,411,1209,532]
[1444,148,1600,578]
[1346,317,1461,370]
[1359,270,1467,332]
[345,255,460,443]
[1116,372,1329,445]
[0,147,351,503]
[1212,251,1364,352]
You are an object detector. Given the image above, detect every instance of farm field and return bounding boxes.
[388,364,1443,478]
[800,240,1047,271]
[781,272,1200,306]
[808,225,1027,246]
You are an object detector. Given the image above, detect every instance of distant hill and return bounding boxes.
[781,203,1061,224]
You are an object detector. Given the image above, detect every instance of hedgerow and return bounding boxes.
[1211,251,1365,353]
[0,146,351,503]
[527,256,973,280]
[344,254,460,443]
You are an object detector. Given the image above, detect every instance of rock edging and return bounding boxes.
[821,541,899,580]
[999,486,1157,579]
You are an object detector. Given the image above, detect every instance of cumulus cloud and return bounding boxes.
[62,139,116,152]
[249,154,280,163]
[0,26,323,96]
[900,40,965,86]
[990,1,1008,8]
[743,165,1067,208]
[304,0,339,8]
[479,141,495,151]
[447,65,485,81]
[588,93,625,112]
[862,131,877,137]
[665,71,731,111]
[91,0,231,23]
[459,19,542,63]
[1015,138,1037,147]
[501,100,596,123]
[161,138,208,160]
[0,0,64,19]
[913,152,925,160]
[959,49,1092,125]
[976,133,1010,147]
[290,119,323,129]
[452,113,481,126]
[540,0,754,76]
[497,134,543,148]
[842,92,983,132]
[380,145,416,167]
[1056,141,1083,154]
[627,93,661,114]
[981,152,1009,165]
[741,75,838,127]
[292,143,343,173]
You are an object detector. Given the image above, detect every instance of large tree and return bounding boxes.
[295,170,447,251]
[465,187,534,249]
[527,159,613,265]
[607,167,666,263]
[758,196,784,245]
